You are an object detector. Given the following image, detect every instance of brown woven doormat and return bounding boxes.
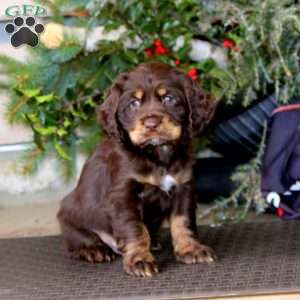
[1,221,300,300]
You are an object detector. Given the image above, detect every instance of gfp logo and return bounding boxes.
[5,5,47,17]
[4,5,47,48]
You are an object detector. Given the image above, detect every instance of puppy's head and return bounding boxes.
[98,63,215,147]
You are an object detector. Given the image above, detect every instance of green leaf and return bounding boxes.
[57,128,68,137]
[36,93,55,103]
[63,118,71,128]
[226,33,243,44]
[50,44,82,63]
[26,112,39,123]
[195,59,216,72]
[55,66,78,97]
[111,55,130,73]
[35,126,57,135]
[55,141,71,160]
[86,97,96,107]
[30,64,60,92]
[21,88,41,98]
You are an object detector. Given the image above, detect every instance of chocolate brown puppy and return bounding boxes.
[57,62,216,277]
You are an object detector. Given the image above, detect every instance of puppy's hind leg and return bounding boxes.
[57,212,115,263]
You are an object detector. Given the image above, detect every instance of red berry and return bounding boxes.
[187,68,198,80]
[154,47,162,55]
[155,46,168,55]
[175,59,181,65]
[145,48,153,58]
[154,39,162,47]
[223,39,236,49]
[188,68,197,76]
[277,207,284,218]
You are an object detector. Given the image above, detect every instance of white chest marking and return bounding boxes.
[160,174,177,192]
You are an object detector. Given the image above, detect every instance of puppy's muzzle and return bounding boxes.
[142,115,162,130]
[129,113,182,146]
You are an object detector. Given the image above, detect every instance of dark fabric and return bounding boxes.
[262,106,300,194]
[261,103,300,219]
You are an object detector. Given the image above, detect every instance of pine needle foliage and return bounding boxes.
[0,0,299,183]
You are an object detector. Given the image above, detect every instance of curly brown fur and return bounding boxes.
[57,62,216,277]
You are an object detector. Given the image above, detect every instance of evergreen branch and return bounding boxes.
[3,0,300,181]
[271,35,293,79]
[198,122,268,221]
[198,174,251,220]
[21,147,44,175]
[7,96,28,123]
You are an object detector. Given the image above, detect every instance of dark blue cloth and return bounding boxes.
[261,103,300,219]
[262,104,300,194]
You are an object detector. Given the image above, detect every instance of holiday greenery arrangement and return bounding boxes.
[1,0,300,222]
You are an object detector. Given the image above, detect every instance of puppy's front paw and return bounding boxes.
[175,240,216,264]
[123,252,159,277]
[75,244,116,263]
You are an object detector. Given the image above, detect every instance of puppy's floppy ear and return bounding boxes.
[183,73,216,137]
[97,74,128,138]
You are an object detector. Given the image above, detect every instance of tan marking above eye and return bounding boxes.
[157,87,167,96]
[134,89,144,99]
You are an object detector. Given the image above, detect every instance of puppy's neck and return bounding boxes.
[144,138,192,167]
[120,131,192,167]
[151,144,175,166]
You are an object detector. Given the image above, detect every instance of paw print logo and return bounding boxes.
[5,16,44,47]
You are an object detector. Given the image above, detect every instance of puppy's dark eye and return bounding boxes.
[162,94,176,105]
[129,98,141,109]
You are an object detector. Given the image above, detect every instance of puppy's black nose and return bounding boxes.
[143,116,162,129]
